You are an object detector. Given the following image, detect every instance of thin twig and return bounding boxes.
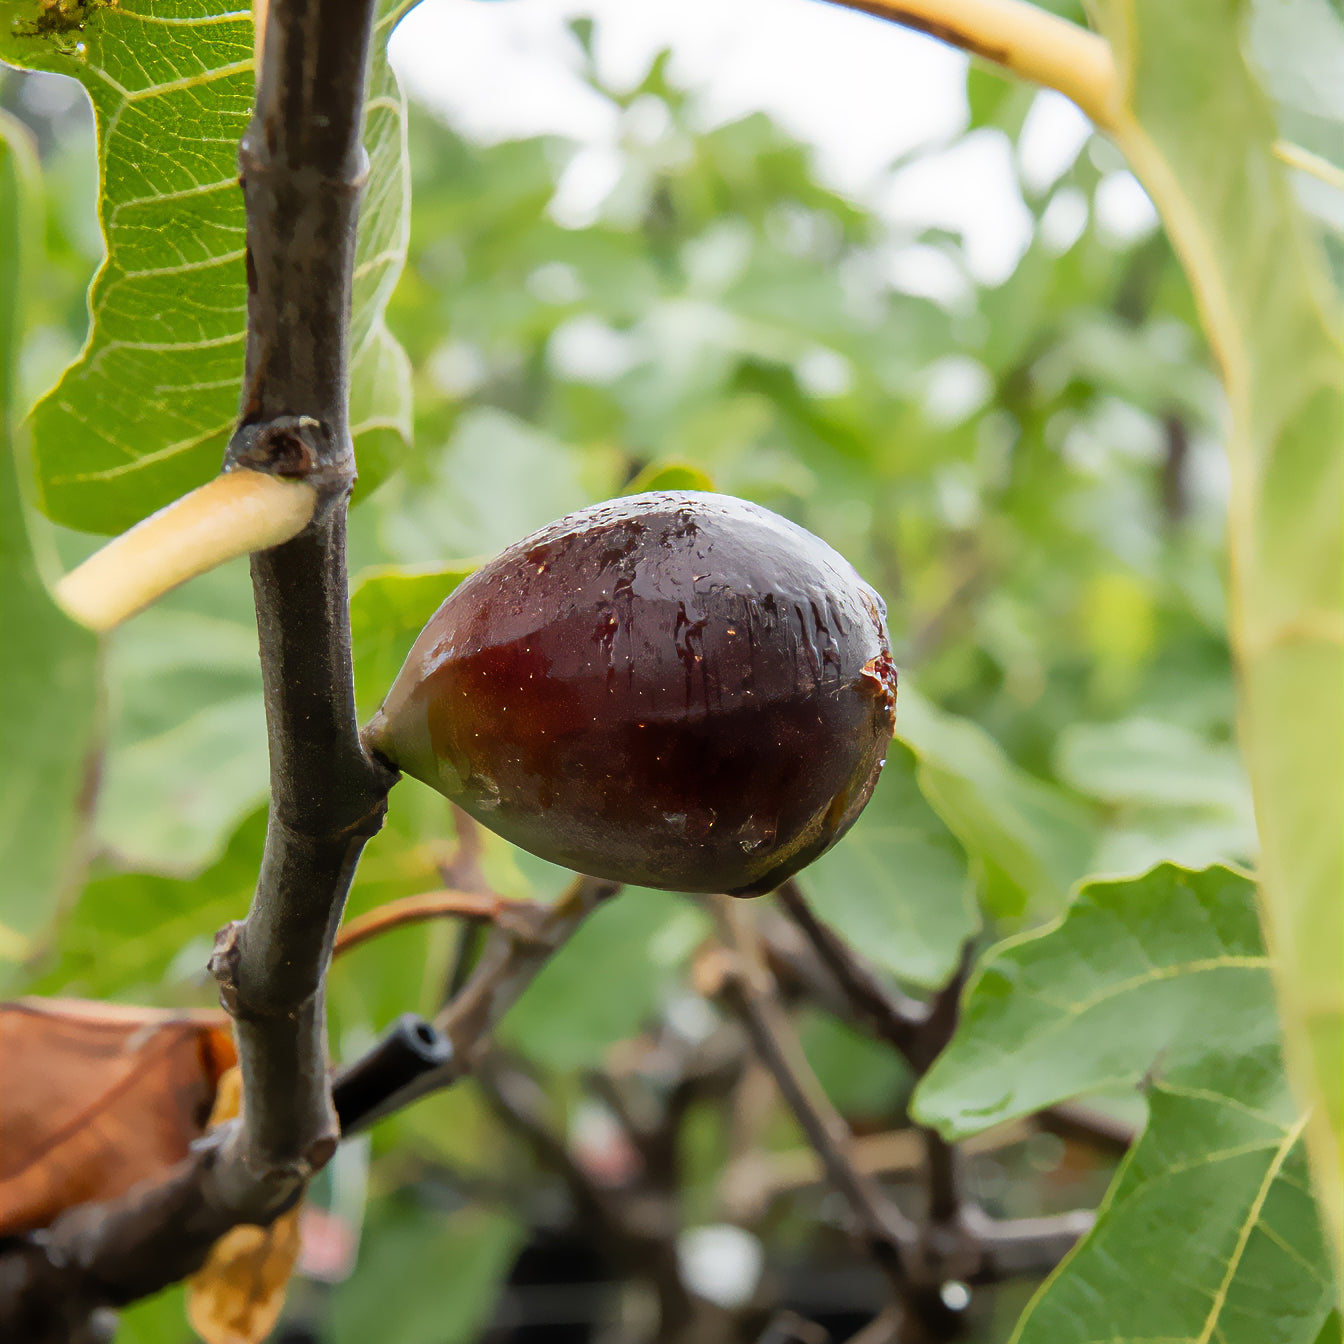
[699,902,916,1290]
[332,888,504,956]
[720,1121,1034,1226]
[922,1130,961,1226]
[434,809,497,1004]
[434,876,620,1058]
[963,1207,1094,1283]
[758,892,1091,1322]
[475,1053,622,1235]
[476,1050,704,1343]
[761,891,1087,1330]
[775,881,924,1066]
[757,1311,831,1344]
[328,876,620,1123]
[846,1307,902,1344]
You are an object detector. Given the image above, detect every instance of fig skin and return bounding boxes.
[363,491,897,896]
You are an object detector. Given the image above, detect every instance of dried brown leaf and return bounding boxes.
[0,997,236,1235]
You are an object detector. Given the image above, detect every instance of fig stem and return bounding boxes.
[822,0,1119,132]
[54,470,317,632]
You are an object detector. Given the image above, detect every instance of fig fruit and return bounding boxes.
[363,492,896,895]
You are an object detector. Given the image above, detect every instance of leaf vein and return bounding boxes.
[1194,1112,1308,1344]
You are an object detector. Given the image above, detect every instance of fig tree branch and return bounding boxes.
[845,1305,902,1344]
[822,0,1119,132]
[721,1120,1036,1223]
[0,0,389,1335]
[432,875,621,1060]
[963,1207,1096,1283]
[208,0,391,1213]
[758,1311,831,1344]
[476,1049,707,1344]
[776,885,975,1245]
[763,890,1097,1324]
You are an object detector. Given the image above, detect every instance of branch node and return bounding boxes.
[208,922,244,1011]
[228,416,325,479]
[304,1136,338,1172]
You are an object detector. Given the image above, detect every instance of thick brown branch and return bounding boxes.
[0,2,389,1336]
[211,0,389,1215]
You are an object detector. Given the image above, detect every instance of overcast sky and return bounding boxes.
[387,0,1155,286]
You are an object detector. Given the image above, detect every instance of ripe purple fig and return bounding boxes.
[363,492,897,895]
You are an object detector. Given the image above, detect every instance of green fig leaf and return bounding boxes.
[350,562,475,723]
[801,740,978,989]
[914,863,1337,1344]
[1091,0,1344,1260]
[0,110,100,991]
[0,0,412,533]
[896,685,1098,918]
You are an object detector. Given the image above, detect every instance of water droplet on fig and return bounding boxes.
[737,815,778,853]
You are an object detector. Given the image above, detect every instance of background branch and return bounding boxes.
[760,889,1096,1339]
[332,887,504,956]
[775,880,925,1067]
[964,1208,1096,1283]
[330,875,621,1128]
[699,901,917,1292]
[475,1049,709,1344]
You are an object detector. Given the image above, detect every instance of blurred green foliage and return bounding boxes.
[3,3,1336,1337]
